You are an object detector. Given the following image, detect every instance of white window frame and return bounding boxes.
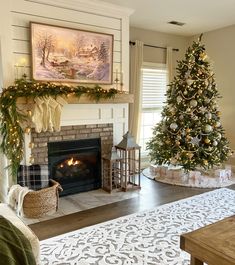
[139,62,167,157]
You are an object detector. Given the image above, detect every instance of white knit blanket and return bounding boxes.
[40,188,235,264]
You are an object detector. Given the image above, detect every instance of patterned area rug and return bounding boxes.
[40,188,235,265]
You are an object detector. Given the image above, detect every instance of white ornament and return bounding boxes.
[190,99,198,107]
[213,141,218,146]
[186,108,191,113]
[170,123,178,130]
[204,124,213,133]
[186,79,194,86]
[205,113,212,119]
[177,96,182,103]
[217,133,222,140]
[215,121,221,128]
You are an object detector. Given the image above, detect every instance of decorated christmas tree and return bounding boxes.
[147,35,232,171]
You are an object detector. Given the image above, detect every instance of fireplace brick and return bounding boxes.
[62,135,76,140]
[85,124,97,129]
[49,136,63,141]
[31,124,113,165]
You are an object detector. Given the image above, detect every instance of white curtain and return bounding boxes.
[129,40,143,142]
[166,46,173,84]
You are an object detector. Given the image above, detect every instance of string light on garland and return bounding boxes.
[0,77,120,180]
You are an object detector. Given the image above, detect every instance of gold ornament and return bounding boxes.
[203,159,208,165]
[185,128,191,133]
[188,153,194,159]
[198,89,203,94]
[24,127,31,134]
[204,138,210,144]
[186,134,191,139]
[175,141,181,146]
[29,156,34,164]
[216,111,221,116]
[28,142,34,148]
[200,52,208,61]
[27,110,32,117]
[165,140,171,144]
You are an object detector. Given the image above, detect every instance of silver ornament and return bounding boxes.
[204,124,213,133]
[190,136,200,146]
[190,99,198,107]
[205,112,212,119]
[170,123,178,130]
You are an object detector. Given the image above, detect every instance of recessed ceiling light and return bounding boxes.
[168,21,185,26]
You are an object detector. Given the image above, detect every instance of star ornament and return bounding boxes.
[200,106,207,114]
[190,136,201,146]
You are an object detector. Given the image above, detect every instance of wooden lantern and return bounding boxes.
[115,131,141,191]
[102,147,123,193]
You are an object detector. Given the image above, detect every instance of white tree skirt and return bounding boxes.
[143,164,235,188]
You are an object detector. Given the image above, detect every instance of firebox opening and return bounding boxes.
[48,138,101,196]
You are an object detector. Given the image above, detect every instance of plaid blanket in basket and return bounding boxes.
[17,164,49,190]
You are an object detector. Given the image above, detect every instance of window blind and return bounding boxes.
[141,68,167,110]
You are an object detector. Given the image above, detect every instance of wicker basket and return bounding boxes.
[23,179,63,218]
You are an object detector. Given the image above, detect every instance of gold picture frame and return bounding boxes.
[30,22,113,84]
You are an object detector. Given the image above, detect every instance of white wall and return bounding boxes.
[190,26,235,149]
[0,0,132,201]
[130,27,189,74]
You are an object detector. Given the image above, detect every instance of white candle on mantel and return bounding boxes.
[20,57,27,77]
[120,72,124,92]
[121,72,124,84]
[115,69,118,82]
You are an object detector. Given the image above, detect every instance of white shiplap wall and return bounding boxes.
[0,0,133,201]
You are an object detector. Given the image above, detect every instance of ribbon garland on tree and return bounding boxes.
[0,78,119,179]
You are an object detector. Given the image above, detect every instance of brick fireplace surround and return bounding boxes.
[0,100,129,202]
[31,123,113,165]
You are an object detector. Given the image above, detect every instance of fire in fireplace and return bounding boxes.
[48,138,101,196]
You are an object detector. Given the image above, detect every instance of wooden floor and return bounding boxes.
[29,175,235,241]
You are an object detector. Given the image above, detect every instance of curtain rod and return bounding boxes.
[129,41,179,52]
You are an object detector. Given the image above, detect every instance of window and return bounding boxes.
[139,63,167,156]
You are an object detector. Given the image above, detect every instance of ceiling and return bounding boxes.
[98,0,235,36]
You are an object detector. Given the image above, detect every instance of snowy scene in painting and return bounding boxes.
[31,23,113,84]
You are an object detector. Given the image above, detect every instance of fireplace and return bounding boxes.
[48,138,101,196]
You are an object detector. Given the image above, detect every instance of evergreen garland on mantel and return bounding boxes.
[0,78,119,179]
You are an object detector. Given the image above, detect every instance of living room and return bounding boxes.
[0,0,235,264]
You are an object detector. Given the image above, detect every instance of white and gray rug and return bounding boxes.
[40,188,235,265]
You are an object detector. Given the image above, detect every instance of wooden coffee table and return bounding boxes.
[180,215,235,265]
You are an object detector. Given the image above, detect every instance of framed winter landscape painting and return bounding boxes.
[30,22,113,84]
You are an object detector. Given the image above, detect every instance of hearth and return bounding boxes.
[48,138,101,196]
